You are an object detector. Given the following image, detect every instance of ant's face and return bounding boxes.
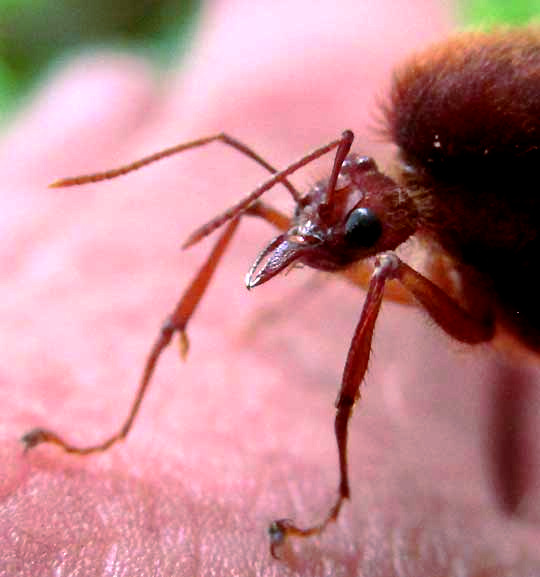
[246,155,418,288]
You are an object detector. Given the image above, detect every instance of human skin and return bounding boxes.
[2,0,540,575]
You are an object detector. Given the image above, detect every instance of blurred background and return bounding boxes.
[0,0,538,126]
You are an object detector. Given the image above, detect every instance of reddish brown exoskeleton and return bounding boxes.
[22,28,540,557]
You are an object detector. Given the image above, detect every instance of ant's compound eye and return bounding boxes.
[344,207,382,248]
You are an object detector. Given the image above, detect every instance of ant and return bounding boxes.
[21,27,539,558]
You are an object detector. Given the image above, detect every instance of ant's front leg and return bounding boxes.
[268,252,398,558]
[21,217,240,454]
[22,198,295,455]
[268,251,495,558]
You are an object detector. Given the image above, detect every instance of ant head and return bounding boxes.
[246,154,419,288]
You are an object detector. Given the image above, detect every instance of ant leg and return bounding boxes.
[342,260,413,304]
[341,245,481,308]
[392,258,495,344]
[22,196,295,455]
[269,252,400,558]
[269,252,495,557]
[341,246,465,306]
[245,200,290,232]
[21,216,241,454]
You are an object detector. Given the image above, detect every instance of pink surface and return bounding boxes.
[2,1,540,575]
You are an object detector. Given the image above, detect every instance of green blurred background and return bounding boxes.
[0,0,200,123]
[0,0,538,125]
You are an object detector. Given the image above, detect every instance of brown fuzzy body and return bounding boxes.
[386,28,540,351]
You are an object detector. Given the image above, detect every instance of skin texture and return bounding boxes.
[2,1,540,575]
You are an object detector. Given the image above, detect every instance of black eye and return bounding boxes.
[344,207,382,248]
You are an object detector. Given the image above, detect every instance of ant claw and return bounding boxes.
[20,428,50,452]
[268,518,295,559]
